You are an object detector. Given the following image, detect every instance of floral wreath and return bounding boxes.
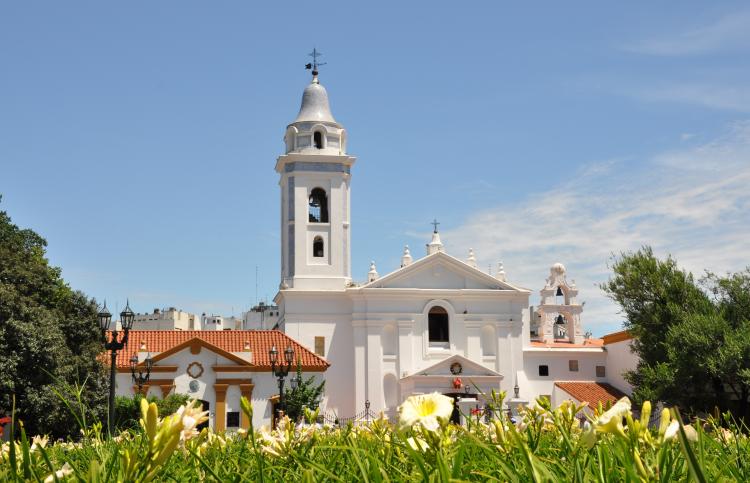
[187,361,204,379]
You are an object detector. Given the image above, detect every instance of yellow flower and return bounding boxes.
[581,421,597,449]
[593,397,631,437]
[398,393,454,432]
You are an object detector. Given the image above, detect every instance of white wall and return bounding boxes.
[604,339,636,394]
[520,350,608,405]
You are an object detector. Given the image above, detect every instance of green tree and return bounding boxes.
[284,361,325,422]
[602,246,750,419]
[0,198,107,438]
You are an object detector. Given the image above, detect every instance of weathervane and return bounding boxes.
[305,48,327,76]
[431,219,440,233]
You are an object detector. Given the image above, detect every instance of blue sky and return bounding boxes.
[2,2,749,335]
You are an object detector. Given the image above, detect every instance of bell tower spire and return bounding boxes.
[276,52,356,290]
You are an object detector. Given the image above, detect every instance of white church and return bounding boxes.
[273,65,635,421]
[115,64,636,430]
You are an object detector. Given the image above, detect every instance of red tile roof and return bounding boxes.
[555,382,627,408]
[105,330,329,371]
[530,339,604,348]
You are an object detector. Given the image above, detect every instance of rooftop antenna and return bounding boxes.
[255,265,259,305]
[305,48,327,77]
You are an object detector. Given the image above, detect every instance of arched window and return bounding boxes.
[428,306,449,347]
[313,131,323,149]
[308,188,328,223]
[313,236,324,258]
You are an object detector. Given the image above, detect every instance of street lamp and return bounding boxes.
[269,345,295,419]
[99,300,135,434]
[130,354,153,395]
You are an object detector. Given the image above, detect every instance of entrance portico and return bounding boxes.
[399,354,504,403]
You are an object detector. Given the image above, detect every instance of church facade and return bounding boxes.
[274,69,634,420]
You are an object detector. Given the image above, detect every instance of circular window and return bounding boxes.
[187,361,204,379]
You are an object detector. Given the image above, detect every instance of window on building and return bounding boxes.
[538,365,549,376]
[313,236,324,257]
[314,336,325,357]
[314,131,323,149]
[226,411,240,428]
[596,365,606,378]
[428,306,449,347]
[308,188,329,223]
[569,360,579,372]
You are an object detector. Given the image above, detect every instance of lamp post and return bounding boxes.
[130,354,153,395]
[99,300,135,434]
[269,345,294,418]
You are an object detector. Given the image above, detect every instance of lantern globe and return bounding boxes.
[284,346,295,365]
[269,346,278,365]
[129,354,138,372]
[120,299,135,330]
[98,302,112,332]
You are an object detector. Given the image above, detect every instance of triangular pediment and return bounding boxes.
[145,337,253,367]
[362,252,527,292]
[402,354,502,380]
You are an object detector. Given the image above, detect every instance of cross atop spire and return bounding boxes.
[305,48,327,77]
[431,219,440,233]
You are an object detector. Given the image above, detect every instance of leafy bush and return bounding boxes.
[284,362,325,422]
[114,393,190,431]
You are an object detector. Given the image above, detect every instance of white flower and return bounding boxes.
[175,400,209,442]
[663,420,698,442]
[406,436,429,452]
[30,435,49,452]
[44,462,73,482]
[398,393,454,432]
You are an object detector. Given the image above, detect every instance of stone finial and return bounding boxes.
[467,248,477,268]
[140,340,147,351]
[244,341,251,351]
[496,262,507,282]
[401,245,413,267]
[368,261,379,282]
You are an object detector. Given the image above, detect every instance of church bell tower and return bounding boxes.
[276,58,356,290]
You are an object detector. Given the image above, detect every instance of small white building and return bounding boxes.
[115,330,328,430]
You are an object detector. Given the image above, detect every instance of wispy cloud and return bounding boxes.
[444,122,750,336]
[632,83,750,113]
[626,10,750,56]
